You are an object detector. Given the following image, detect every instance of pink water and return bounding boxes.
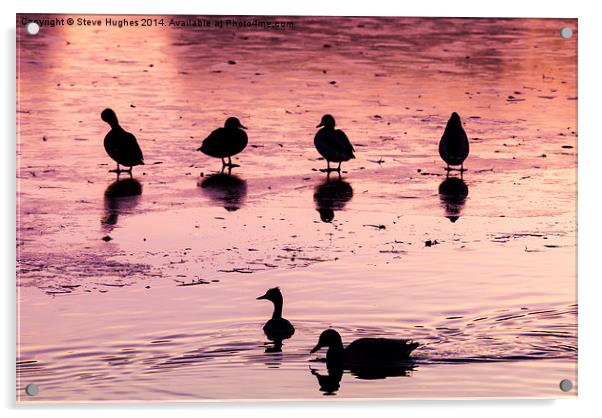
[17,15,577,401]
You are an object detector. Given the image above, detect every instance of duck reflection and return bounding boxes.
[309,362,415,396]
[438,175,469,223]
[198,172,247,212]
[310,366,343,395]
[313,176,353,223]
[101,177,142,230]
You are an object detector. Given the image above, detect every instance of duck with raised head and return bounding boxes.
[439,112,470,172]
[256,287,295,342]
[310,329,418,365]
[314,114,355,172]
[101,108,144,174]
[198,117,248,168]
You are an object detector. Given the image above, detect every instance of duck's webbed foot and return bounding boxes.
[221,157,239,168]
[445,166,467,172]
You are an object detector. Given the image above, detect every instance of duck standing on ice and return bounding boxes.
[439,112,469,172]
[198,117,248,168]
[101,108,144,174]
[256,287,295,350]
[314,114,355,172]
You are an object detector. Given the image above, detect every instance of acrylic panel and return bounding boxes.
[16,14,577,402]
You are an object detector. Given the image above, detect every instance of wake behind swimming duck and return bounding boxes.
[310,329,418,365]
[256,287,295,345]
[198,117,248,168]
[101,109,144,174]
[314,115,355,172]
[439,112,470,172]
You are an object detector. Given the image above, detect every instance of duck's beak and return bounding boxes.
[316,123,323,128]
[239,124,247,130]
[310,343,322,354]
[256,293,268,300]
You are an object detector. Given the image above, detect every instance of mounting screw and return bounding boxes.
[560,27,573,39]
[25,383,39,396]
[559,379,573,392]
[26,22,40,36]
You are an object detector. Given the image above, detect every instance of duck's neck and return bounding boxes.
[271,299,283,319]
[326,344,345,363]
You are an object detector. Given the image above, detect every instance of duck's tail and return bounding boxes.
[406,340,419,355]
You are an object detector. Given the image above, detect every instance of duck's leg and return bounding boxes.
[109,162,121,173]
[221,157,226,167]
[337,161,342,172]
[227,156,240,168]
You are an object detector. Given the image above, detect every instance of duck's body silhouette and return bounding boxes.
[256,287,295,343]
[310,329,418,365]
[198,117,248,168]
[439,112,469,171]
[314,115,355,172]
[101,109,144,174]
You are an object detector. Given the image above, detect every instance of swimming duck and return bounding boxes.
[439,112,469,171]
[314,115,355,172]
[101,109,144,174]
[198,117,248,168]
[256,287,295,342]
[310,329,418,365]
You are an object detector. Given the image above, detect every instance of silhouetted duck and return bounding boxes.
[198,117,248,168]
[314,115,355,172]
[310,329,418,365]
[101,109,144,174]
[439,112,469,171]
[256,287,295,342]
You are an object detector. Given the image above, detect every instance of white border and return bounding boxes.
[3,1,600,417]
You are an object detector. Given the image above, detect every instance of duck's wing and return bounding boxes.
[347,338,418,362]
[199,128,227,157]
[333,129,355,157]
[122,131,144,165]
